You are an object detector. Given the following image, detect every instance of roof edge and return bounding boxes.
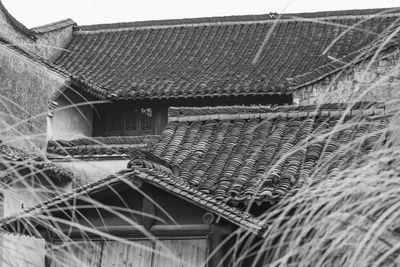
[75,8,400,33]
[0,169,265,236]
[31,18,77,34]
[168,102,385,120]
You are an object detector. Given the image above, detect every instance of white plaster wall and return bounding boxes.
[2,184,70,217]
[51,93,94,140]
[55,159,130,185]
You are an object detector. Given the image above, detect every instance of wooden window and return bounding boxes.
[93,104,157,136]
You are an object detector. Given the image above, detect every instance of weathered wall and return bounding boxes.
[0,7,73,60]
[1,234,45,267]
[3,180,72,217]
[55,159,129,186]
[51,90,94,140]
[293,48,400,106]
[32,27,74,61]
[0,44,66,152]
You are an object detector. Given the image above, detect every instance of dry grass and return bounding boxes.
[1,7,400,267]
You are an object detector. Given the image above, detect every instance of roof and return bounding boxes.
[53,8,400,100]
[0,166,265,235]
[31,19,76,34]
[0,144,73,184]
[0,102,389,236]
[148,103,389,203]
[47,136,160,159]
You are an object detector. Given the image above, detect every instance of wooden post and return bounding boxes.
[152,104,168,135]
[142,192,156,230]
[206,224,232,267]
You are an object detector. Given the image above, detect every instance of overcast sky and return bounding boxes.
[3,0,400,28]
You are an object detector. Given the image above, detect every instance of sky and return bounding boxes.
[2,0,400,28]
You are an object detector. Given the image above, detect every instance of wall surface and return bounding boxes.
[0,6,73,61]
[0,45,65,152]
[55,159,129,186]
[3,180,72,217]
[1,234,45,267]
[293,48,400,106]
[32,27,74,61]
[51,90,94,141]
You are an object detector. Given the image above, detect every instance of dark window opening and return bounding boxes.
[93,104,154,136]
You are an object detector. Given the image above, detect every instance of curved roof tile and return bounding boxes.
[54,8,400,100]
[150,103,390,203]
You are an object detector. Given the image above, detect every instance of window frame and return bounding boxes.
[93,104,154,137]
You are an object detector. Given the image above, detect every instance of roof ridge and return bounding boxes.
[31,18,76,34]
[75,8,400,33]
[168,103,385,119]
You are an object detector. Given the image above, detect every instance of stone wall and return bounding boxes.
[293,48,400,106]
[0,45,66,152]
[0,5,73,61]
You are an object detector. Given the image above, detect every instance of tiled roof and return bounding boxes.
[0,167,265,235]
[53,8,400,100]
[47,136,160,158]
[149,103,389,203]
[0,144,73,184]
[31,19,76,34]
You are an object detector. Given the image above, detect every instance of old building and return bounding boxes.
[0,2,398,266]
[1,103,391,266]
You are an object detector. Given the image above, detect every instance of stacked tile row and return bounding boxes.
[151,115,389,202]
[54,13,398,99]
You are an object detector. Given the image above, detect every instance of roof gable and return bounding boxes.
[0,167,265,235]
[54,8,400,100]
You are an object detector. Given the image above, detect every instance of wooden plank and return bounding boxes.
[49,241,102,267]
[152,239,207,267]
[101,240,153,267]
[2,234,45,267]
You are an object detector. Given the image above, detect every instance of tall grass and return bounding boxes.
[0,7,400,267]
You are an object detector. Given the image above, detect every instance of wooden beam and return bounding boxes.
[202,212,215,225]
[55,224,222,239]
[150,224,211,236]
